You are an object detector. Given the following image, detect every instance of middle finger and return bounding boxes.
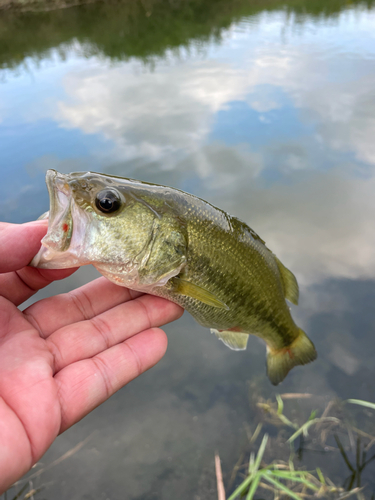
[24,277,143,337]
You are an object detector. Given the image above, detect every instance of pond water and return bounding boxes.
[1,0,375,498]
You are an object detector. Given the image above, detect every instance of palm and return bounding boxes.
[0,222,183,493]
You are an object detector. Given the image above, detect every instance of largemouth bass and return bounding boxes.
[31,169,317,384]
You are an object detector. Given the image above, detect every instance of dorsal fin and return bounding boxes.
[275,257,299,305]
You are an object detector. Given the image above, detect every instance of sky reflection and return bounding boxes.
[2,8,374,284]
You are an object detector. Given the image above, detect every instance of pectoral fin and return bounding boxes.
[211,329,249,350]
[171,277,229,310]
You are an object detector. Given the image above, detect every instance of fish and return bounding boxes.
[31,169,317,384]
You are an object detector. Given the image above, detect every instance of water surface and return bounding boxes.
[1,0,375,498]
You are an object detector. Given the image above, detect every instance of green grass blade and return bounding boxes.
[275,395,297,428]
[248,452,255,473]
[246,474,261,500]
[316,468,326,485]
[279,413,297,429]
[249,423,263,445]
[227,475,254,500]
[268,471,318,491]
[287,419,318,443]
[287,417,339,443]
[263,472,303,500]
[346,399,375,411]
[308,410,317,421]
[253,434,268,473]
[228,435,269,500]
[268,469,308,476]
[276,394,284,415]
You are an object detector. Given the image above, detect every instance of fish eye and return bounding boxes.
[95,189,122,214]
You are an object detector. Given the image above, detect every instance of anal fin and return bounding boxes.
[211,329,249,351]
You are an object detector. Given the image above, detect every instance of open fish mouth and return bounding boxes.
[30,170,76,268]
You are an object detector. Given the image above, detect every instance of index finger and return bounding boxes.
[24,277,143,337]
[0,221,77,305]
[0,220,48,273]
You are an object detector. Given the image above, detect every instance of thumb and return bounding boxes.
[0,220,48,273]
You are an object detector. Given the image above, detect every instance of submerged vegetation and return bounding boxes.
[1,435,92,500]
[2,483,45,500]
[4,396,375,499]
[216,394,375,500]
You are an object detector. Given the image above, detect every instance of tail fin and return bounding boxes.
[266,329,317,385]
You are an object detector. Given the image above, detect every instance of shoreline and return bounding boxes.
[3,0,374,14]
[0,0,103,11]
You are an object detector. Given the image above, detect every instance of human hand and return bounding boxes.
[0,221,183,493]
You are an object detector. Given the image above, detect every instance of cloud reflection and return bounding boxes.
[57,61,248,160]
[52,10,375,287]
